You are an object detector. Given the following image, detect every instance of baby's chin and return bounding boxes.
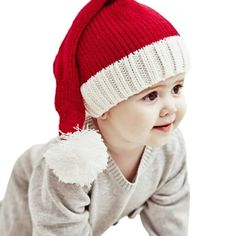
[147,140,169,148]
[146,131,174,148]
[146,140,168,148]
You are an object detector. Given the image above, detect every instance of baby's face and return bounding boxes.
[98,73,186,148]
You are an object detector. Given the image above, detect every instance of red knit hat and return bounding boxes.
[53,0,189,134]
[44,0,189,185]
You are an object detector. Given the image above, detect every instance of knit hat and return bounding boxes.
[44,0,190,186]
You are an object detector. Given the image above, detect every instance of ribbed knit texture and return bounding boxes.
[77,0,179,82]
[53,0,190,133]
[81,36,189,117]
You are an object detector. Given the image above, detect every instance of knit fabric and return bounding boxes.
[81,36,188,117]
[53,0,190,133]
[0,117,190,236]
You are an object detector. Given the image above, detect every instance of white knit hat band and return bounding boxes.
[81,35,190,117]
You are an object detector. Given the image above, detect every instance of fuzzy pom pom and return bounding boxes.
[43,129,108,186]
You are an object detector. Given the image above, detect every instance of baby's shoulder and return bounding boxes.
[42,130,108,187]
[16,132,108,188]
[11,137,58,181]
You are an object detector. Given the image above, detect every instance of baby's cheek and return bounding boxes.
[133,118,152,136]
[180,102,187,119]
[174,105,186,128]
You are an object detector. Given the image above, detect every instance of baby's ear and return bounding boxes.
[100,112,108,120]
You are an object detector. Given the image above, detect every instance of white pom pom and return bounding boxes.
[43,129,108,186]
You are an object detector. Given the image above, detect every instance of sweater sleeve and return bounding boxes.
[140,130,190,236]
[28,157,93,236]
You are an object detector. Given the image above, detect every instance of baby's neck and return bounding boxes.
[108,145,145,182]
[91,116,145,181]
[108,145,145,160]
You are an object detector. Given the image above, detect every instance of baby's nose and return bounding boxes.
[159,100,177,117]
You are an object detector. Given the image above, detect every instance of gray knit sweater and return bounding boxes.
[0,117,190,236]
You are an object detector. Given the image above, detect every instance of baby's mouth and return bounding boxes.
[153,123,173,132]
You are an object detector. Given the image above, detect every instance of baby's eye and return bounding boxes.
[142,91,158,102]
[172,84,184,95]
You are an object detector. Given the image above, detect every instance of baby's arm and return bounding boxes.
[28,158,93,236]
[0,144,94,236]
[140,130,190,236]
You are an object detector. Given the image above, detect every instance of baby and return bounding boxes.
[0,0,190,235]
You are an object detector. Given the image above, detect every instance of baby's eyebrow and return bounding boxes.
[174,78,185,84]
[137,78,185,96]
[145,78,184,91]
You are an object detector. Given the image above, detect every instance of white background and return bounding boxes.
[0,0,236,235]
